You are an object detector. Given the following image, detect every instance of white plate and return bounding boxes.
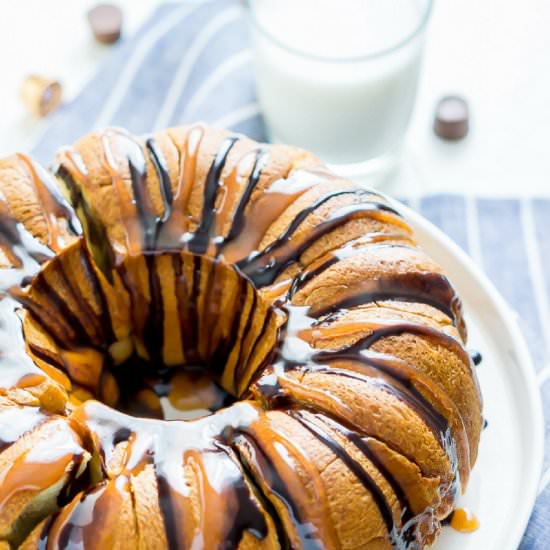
[393,202,545,550]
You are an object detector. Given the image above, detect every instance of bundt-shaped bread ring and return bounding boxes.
[0,125,482,549]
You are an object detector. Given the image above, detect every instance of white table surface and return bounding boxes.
[1,0,549,197]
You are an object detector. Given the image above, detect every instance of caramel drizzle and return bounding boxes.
[145,138,173,227]
[102,129,153,255]
[49,479,131,550]
[0,418,88,547]
[218,168,325,264]
[300,318,473,379]
[159,125,204,241]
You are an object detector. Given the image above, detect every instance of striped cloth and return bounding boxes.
[30,1,549,547]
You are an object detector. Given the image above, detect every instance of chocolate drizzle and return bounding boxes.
[155,474,179,549]
[188,136,239,254]
[0,125,481,549]
[311,271,463,331]
[222,149,269,249]
[233,432,324,550]
[238,190,402,288]
[145,137,173,227]
[289,410,397,536]
[42,402,270,550]
[319,414,415,530]
[470,349,482,366]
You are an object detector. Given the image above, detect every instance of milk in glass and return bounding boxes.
[248,0,430,172]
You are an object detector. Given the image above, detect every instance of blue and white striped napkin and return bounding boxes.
[30,1,550,546]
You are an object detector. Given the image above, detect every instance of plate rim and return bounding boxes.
[390,198,545,548]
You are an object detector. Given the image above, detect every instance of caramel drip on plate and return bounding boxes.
[448,508,479,533]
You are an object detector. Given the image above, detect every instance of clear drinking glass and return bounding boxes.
[245,0,433,181]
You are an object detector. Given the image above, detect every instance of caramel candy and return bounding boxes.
[20,75,62,117]
[434,95,470,140]
[87,4,123,44]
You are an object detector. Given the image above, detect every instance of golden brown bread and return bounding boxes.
[0,125,482,549]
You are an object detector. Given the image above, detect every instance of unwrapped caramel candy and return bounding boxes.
[20,75,62,117]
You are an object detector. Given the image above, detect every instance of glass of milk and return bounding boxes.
[246,0,432,181]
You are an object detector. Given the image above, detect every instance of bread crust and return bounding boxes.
[0,126,482,549]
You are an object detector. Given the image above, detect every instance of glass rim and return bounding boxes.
[244,0,433,63]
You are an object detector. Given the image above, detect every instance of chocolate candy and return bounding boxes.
[434,95,469,140]
[87,4,123,44]
[20,75,62,117]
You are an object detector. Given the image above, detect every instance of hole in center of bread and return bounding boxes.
[20,244,280,420]
[108,360,236,420]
